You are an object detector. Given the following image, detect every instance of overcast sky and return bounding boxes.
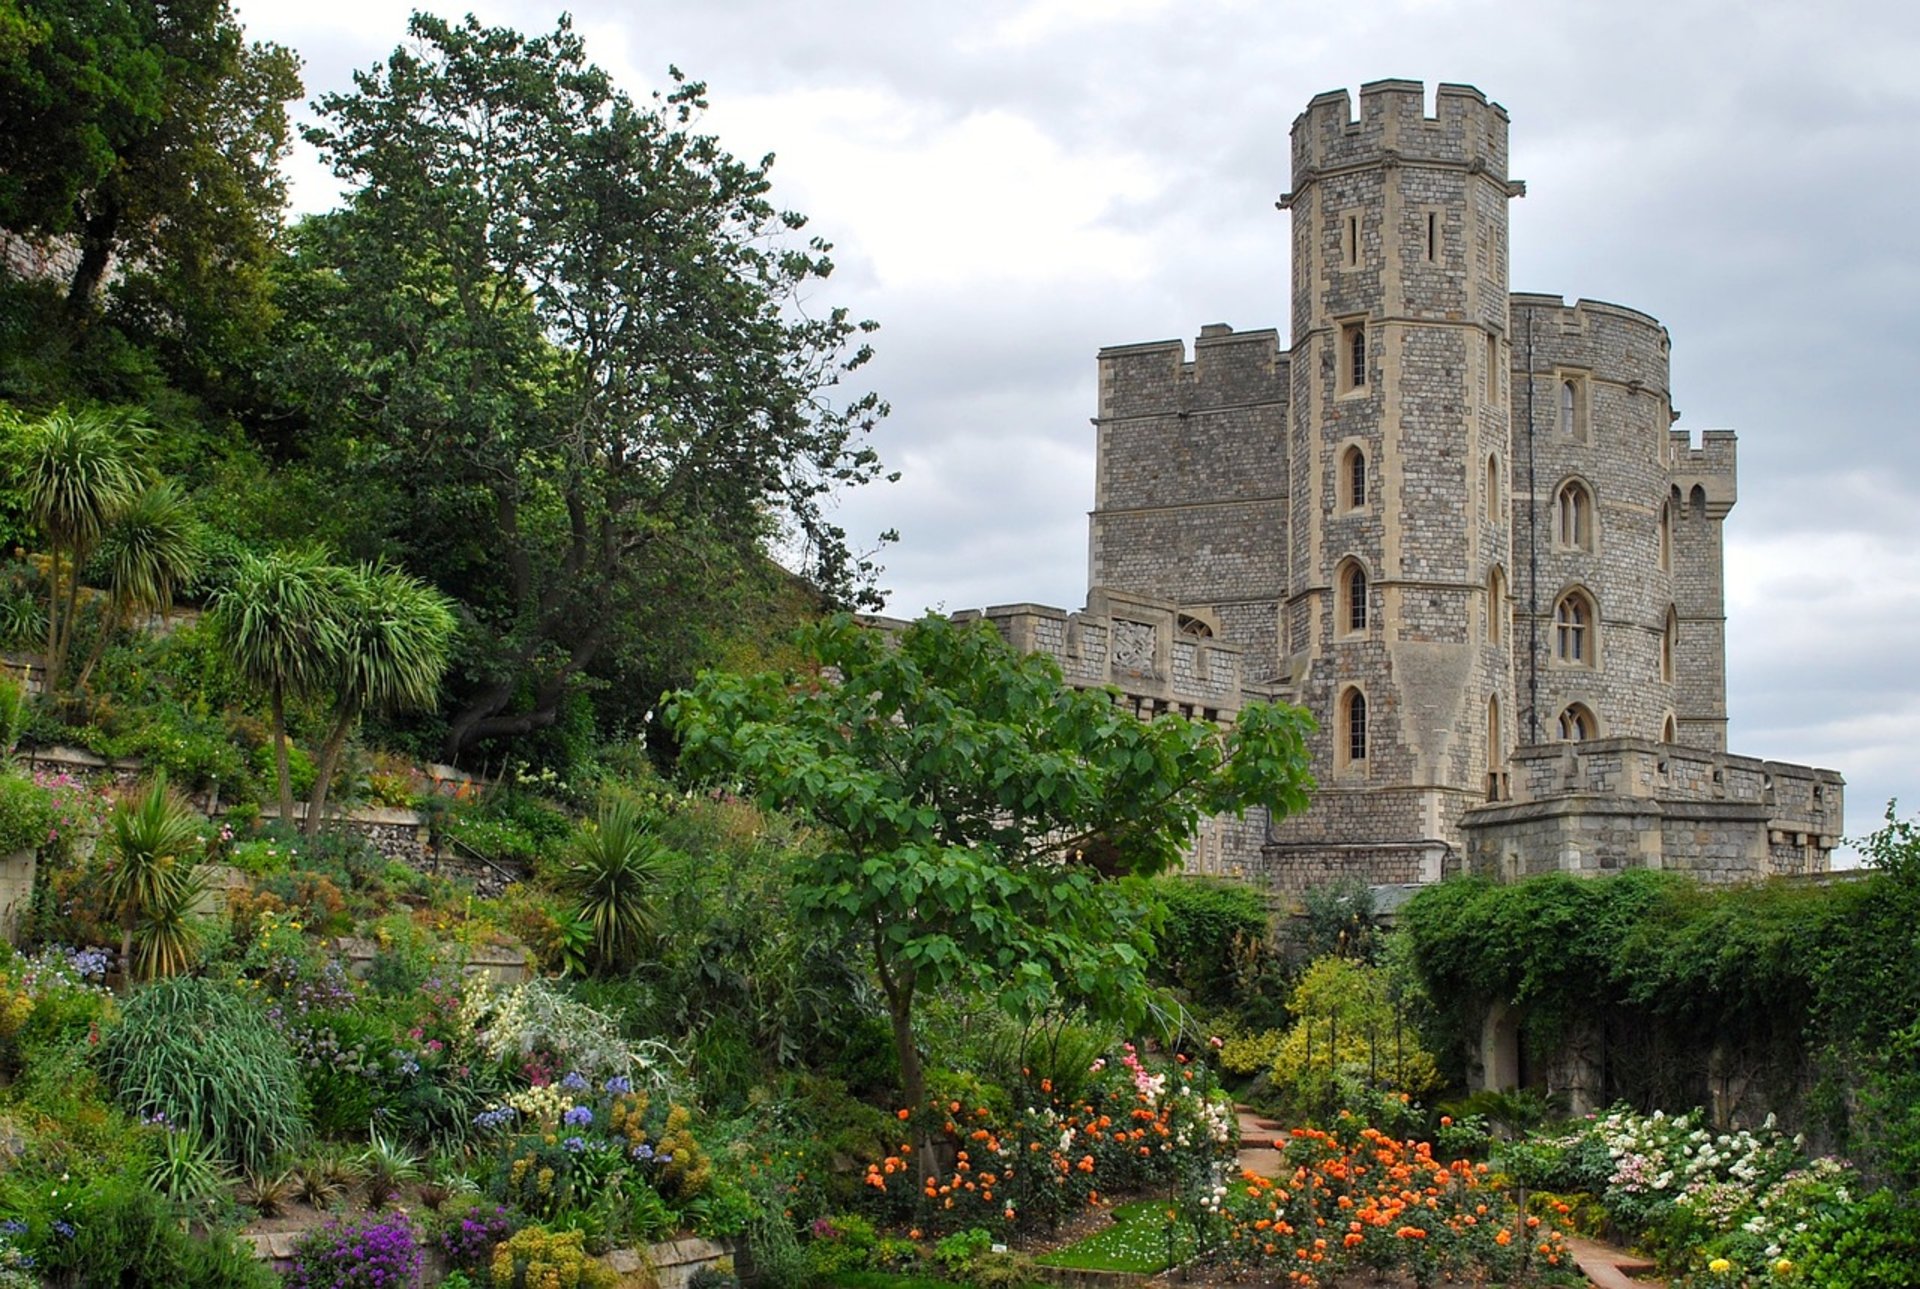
[233,0,1920,851]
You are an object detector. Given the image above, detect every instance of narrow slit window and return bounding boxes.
[1425,211,1437,262]
[1346,690,1368,763]
[1345,214,1359,267]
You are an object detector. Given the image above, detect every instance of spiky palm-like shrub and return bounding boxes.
[102,773,205,979]
[98,975,306,1169]
[73,478,199,691]
[560,795,673,974]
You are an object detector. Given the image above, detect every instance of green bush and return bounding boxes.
[15,1168,274,1288]
[1788,1188,1920,1288]
[807,1213,879,1278]
[0,772,51,854]
[96,976,306,1169]
[1147,877,1270,1009]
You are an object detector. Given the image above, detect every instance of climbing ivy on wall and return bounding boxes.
[1399,816,1920,1186]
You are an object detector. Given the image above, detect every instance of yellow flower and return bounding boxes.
[1709,1258,1733,1274]
[1774,1260,1794,1276]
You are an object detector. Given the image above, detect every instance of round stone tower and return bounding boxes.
[1274,80,1525,865]
[1508,295,1684,747]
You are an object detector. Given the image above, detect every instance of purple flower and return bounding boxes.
[559,1070,590,1092]
[605,1075,634,1095]
[562,1105,593,1127]
[564,1136,589,1153]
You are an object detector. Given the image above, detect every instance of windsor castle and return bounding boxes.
[955,80,1843,889]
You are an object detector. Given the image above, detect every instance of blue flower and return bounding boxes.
[51,1220,74,1240]
[630,1142,655,1161]
[562,1105,593,1127]
[605,1075,634,1095]
[563,1136,589,1154]
[559,1071,590,1092]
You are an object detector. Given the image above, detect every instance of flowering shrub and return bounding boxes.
[1505,1106,1856,1284]
[434,1202,516,1277]
[1206,1119,1574,1287]
[490,1225,615,1289]
[473,1073,692,1233]
[284,1212,422,1289]
[862,1045,1237,1238]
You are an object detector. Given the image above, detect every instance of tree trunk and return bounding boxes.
[877,948,931,1184]
[67,198,120,315]
[42,539,62,695]
[271,685,294,829]
[304,709,356,836]
[73,597,125,693]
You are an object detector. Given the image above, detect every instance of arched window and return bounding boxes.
[1344,323,1368,391]
[1662,713,1678,744]
[1485,454,1501,520]
[1557,703,1597,742]
[1340,687,1369,766]
[1559,379,1576,434]
[1486,566,1506,645]
[1690,484,1707,519]
[1337,560,1369,637]
[1555,480,1595,551]
[1177,613,1214,639]
[1487,695,1504,770]
[1659,500,1673,572]
[1554,589,1596,665]
[1341,445,1367,510]
[1662,606,1678,682]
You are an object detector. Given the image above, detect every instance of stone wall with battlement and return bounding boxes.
[1089,327,1290,679]
[1459,737,1843,881]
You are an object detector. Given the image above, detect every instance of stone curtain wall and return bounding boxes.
[1459,737,1843,880]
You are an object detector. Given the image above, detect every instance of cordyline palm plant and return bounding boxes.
[302,562,455,835]
[104,773,207,982]
[212,547,342,827]
[72,478,199,692]
[17,406,147,688]
[560,794,674,974]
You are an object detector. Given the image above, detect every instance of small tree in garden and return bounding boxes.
[71,477,199,692]
[13,405,146,689]
[301,562,455,834]
[213,547,341,825]
[670,613,1315,1174]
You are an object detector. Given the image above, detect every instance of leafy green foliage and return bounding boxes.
[671,612,1313,1139]
[97,975,305,1168]
[278,12,889,764]
[0,0,300,385]
[0,769,50,853]
[1145,876,1270,1010]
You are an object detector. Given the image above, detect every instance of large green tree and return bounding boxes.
[0,0,300,369]
[670,614,1314,1154]
[275,13,888,764]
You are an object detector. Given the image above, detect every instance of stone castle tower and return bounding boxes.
[976,80,1840,886]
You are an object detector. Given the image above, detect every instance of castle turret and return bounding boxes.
[1267,80,1524,876]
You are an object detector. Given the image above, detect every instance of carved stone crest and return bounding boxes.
[1110,619,1156,674]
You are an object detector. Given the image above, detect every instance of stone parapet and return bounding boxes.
[1460,737,1843,880]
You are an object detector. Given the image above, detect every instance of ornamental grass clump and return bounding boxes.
[285,1212,422,1289]
[97,975,305,1169]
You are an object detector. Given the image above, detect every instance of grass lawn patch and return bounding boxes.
[1035,1200,1194,1273]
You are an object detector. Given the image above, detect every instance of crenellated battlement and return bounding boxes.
[1096,325,1286,420]
[1668,428,1737,511]
[953,591,1246,718]
[1289,79,1510,190]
